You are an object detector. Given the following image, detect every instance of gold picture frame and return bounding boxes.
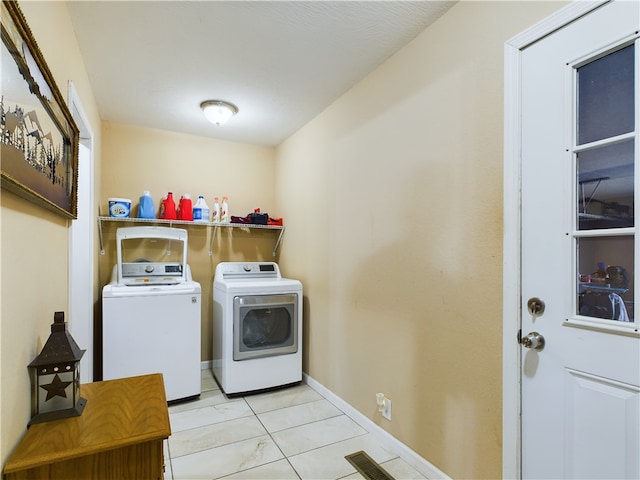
[1,0,79,219]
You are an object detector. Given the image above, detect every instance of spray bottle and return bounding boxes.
[220,196,229,223]
[212,196,220,223]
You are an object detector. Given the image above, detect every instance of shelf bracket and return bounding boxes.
[98,216,105,255]
[272,227,285,257]
[209,225,219,256]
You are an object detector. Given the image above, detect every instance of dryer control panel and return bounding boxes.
[217,262,280,280]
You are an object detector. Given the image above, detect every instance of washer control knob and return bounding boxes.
[145,265,155,273]
[243,265,251,272]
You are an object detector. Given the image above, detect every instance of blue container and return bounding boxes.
[108,198,131,218]
[137,191,155,219]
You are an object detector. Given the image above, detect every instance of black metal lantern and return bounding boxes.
[28,312,87,425]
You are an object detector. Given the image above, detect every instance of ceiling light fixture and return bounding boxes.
[200,100,238,126]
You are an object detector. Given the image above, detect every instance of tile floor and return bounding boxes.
[164,369,428,480]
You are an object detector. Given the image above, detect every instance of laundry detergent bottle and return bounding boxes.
[193,195,210,222]
[177,194,193,221]
[160,192,177,220]
[137,190,155,219]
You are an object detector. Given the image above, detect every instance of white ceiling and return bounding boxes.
[66,1,455,147]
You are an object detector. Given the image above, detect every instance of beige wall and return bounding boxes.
[1,1,102,466]
[99,122,277,362]
[276,2,565,478]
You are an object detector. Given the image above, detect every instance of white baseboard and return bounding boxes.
[303,373,451,480]
[200,360,212,370]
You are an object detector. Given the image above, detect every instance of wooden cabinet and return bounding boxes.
[3,374,171,480]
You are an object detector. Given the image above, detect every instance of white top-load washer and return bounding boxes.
[102,226,201,402]
[213,262,302,395]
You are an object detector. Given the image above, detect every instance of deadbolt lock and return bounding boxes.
[527,297,545,316]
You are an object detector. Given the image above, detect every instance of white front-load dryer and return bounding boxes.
[212,262,302,395]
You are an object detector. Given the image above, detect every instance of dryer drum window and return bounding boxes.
[233,294,298,361]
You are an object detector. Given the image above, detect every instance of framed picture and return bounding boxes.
[1,0,79,219]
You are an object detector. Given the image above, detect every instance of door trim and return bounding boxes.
[502,1,609,478]
[67,81,95,383]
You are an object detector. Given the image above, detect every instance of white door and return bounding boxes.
[521,1,640,478]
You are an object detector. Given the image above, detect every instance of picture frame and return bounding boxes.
[1,0,79,219]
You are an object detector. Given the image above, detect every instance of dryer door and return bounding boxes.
[233,294,298,361]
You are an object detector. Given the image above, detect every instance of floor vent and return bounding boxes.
[345,450,396,480]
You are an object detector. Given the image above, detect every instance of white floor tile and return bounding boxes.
[220,459,301,479]
[169,389,231,415]
[271,415,367,457]
[168,375,430,480]
[171,434,284,480]
[339,472,365,479]
[257,398,342,433]
[164,439,173,480]
[287,434,397,480]
[381,457,428,479]
[169,416,268,458]
[244,384,323,414]
[170,399,253,433]
[201,369,219,392]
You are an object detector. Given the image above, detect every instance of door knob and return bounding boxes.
[520,331,545,351]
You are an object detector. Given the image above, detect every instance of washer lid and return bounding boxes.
[115,226,189,285]
[103,280,201,297]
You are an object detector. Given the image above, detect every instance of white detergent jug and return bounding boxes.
[193,195,210,222]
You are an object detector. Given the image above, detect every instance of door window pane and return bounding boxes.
[577,236,634,322]
[577,140,634,230]
[577,45,634,145]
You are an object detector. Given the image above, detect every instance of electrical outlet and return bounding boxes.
[382,398,392,421]
[376,393,392,421]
